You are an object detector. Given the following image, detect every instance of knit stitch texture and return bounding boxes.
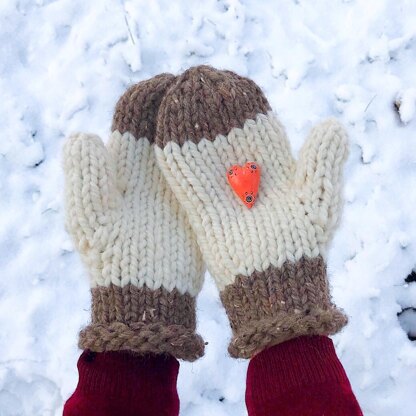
[63,74,205,360]
[155,65,348,357]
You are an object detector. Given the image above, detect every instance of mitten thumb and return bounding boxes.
[295,119,348,240]
[63,133,120,246]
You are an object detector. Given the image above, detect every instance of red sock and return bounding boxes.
[63,350,180,416]
[246,336,363,416]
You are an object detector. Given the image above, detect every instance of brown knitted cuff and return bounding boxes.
[220,256,348,358]
[79,284,205,361]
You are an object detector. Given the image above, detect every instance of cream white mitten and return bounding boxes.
[63,74,205,361]
[155,66,348,358]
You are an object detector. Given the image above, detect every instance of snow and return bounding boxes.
[396,88,416,125]
[398,308,416,340]
[1,0,416,415]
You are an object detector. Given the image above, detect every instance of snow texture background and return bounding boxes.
[1,0,416,414]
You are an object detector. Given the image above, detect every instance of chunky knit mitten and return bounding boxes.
[155,66,348,358]
[63,74,205,361]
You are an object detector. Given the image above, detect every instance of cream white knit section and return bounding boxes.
[156,112,348,290]
[63,131,204,296]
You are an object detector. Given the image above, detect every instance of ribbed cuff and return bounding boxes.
[246,336,362,415]
[220,256,348,359]
[85,284,205,361]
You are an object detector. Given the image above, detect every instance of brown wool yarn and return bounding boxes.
[112,73,175,142]
[155,65,271,145]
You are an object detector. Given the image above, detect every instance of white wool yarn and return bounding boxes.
[63,131,204,296]
[156,112,348,290]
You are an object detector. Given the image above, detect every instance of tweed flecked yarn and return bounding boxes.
[155,65,349,358]
[63,74,205,361]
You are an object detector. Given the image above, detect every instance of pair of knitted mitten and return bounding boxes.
[64,65,348,361]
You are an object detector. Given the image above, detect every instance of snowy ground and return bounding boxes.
[1,0,416,415]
